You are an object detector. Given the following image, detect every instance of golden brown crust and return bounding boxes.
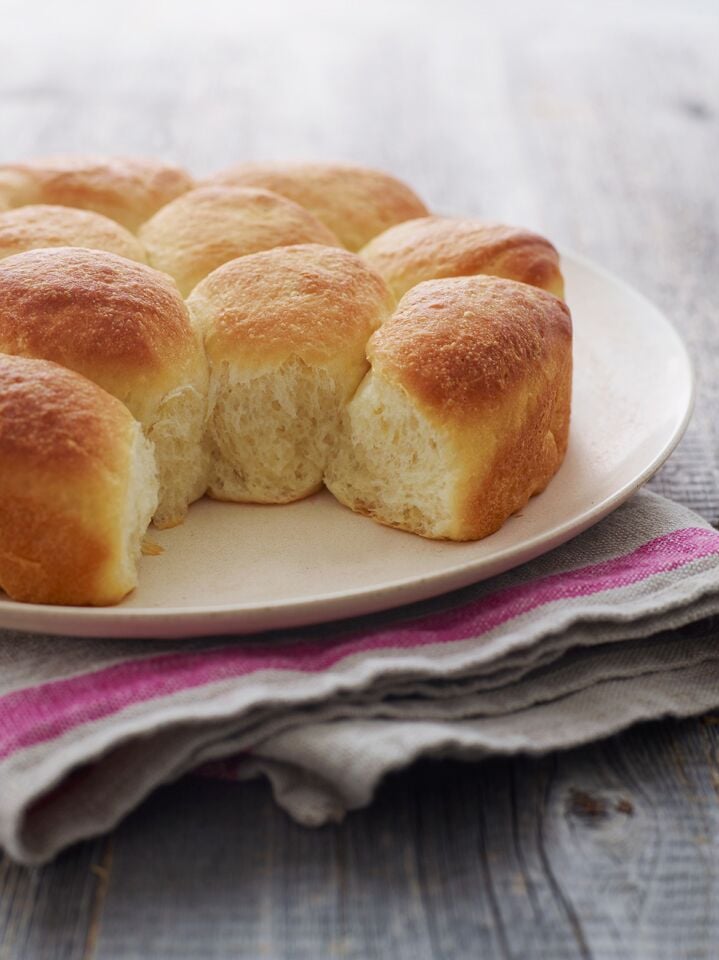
[454,346,572,541]
[370,275,572,540]
[0,204,146,263]
[0,355,137,605]
[361,217,564,300]
[371,276,571,416]
[203,162,429,252]
[0,156,194,231]
[139,186,342,296]
[0,247,201,423]
[188,244,394,368]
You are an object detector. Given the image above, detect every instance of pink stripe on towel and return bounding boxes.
[1,526,718,760]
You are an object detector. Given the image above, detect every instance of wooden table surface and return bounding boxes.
[1,1,718,956]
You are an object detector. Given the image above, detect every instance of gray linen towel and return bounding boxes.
[0,490,718,864]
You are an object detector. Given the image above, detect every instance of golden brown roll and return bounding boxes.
[0,354,158,606]
[360,217,565,301]
[0,156,193,231]
[325,276,572,540]
[203,162,429,252]
[0,204,146,263]
[139,186,341,297]
[187,244,394,503]
[0,248,208,528]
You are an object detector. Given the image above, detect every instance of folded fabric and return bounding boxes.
[1,490,718,864]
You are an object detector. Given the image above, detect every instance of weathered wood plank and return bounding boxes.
[538,721,719,958]
[3,717,713,960]
[0,837,107,960]
[494,3,719,524]
[0,0,718,957]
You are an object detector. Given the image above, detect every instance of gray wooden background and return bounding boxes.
[1,0,718,957]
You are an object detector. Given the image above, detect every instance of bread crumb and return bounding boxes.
[141,537,164,556]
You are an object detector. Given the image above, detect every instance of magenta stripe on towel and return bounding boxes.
[0,526,718,760]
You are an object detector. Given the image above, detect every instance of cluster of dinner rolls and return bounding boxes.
[0,156,572,606]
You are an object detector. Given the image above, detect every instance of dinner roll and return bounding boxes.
[139,186,341,297]
[187,244,394,503]
[0,354,158,605]
[0,204,146,263]
[361,217,565,300]
[0,156,193,231]
[0,248,208,528]
[325,276,572,540]
[204,162,429,252]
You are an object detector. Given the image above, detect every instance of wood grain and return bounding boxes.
[5,720,717,960]
[1,0,718,957]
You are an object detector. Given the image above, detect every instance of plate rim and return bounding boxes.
[0,248,695,637]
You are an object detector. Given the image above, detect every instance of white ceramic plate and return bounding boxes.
[0,251,694,638]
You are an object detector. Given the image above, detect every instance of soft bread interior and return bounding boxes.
[146,383,209,528]
[207,356,360,503]
[118,424,160,592]
[325,372,457,538]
